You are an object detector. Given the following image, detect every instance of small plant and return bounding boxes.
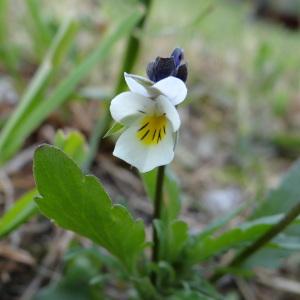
[32,49,300,300]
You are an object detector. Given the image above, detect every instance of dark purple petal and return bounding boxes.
[145,48,187,82]
[146,61,156,82]
[171,48,184,67]
[176,63,188,82]
[153,57,176,82]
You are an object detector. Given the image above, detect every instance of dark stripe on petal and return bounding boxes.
[141,130,150,140]
[138,122,149,131]
[152,129,156,140]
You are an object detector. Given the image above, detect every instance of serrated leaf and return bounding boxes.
[0,131,88,239]
[33,145,145,273]
[186,214,300,264]
[103,122,124,138]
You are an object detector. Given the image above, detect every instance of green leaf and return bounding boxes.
[167,221,189,262]
[272,133,300,156]
[142,168,181,222]
[0,189,38,238]
[131,277,160,300]
[246,160,300,268]
[195,202,248,242]
[33,145,145,273]
[35,247,104,300]
[54,130,88,166]
[0,130,88,238]
[25,0,53,60]
[242,235,300,269]
[167,275,223,300]
[270,234,300,251]
[186,214,300,264]
[167,290,217,300]
[103,122,125,138]
[0,0,19,74]
[142,168,182,267]
[253,160,300,219]
[156,220,189,263]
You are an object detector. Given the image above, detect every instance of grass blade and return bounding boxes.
[0,189,38,238]
[0,10,143,165]
[0,18,78,164]
[0,0,19,74]
[25,0,53,59]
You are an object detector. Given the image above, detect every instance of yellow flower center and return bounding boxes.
[136,114,167,146]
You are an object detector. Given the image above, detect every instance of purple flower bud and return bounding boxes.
[171,48,184,67]
[146,48,188,83]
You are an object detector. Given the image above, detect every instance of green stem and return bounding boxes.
[151,165,165,284]
[210,200,300,283]
[115,0,152,94]
[84,0,152,171]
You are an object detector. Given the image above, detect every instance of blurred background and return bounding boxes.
[0,0,300,299]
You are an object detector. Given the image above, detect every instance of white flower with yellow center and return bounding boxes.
[110,48,188,173]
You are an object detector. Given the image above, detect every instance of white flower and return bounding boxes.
[124,72,187,106]
[110,73,187,173]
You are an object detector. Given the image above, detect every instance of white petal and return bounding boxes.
[156,96,180,132]
[124,73,156,98]
[110,92,154,124]
[153,76,187,105]
[113,120,175,173]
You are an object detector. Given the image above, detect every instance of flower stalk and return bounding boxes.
[151,165,165,284]
[210,200,300,283]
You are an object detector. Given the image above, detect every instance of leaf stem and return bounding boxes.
[151,165,165,284]
[210,200,300,283]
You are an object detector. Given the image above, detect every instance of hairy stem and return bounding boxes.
[151,165,165,284]
[84,0,152,171]
[210,200,300,282]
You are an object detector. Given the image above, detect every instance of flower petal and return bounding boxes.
[153,76,187,105]
[176,63,188,82]
[110,92,154,124]
[156,95,180,132]
[124,72,156,98]
[113,120,175,173]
